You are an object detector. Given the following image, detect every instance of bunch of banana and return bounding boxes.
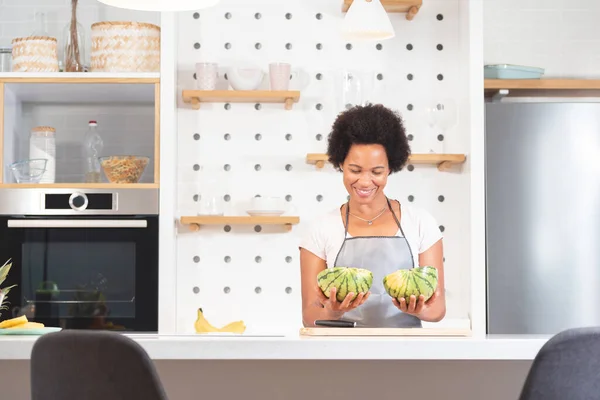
[0,315,44,330]
[194,308,246,334]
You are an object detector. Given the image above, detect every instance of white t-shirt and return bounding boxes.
[299,202,443,268]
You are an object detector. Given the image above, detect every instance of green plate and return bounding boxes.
[0,327,62,335]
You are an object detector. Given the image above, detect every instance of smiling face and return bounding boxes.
[342,143,390,205]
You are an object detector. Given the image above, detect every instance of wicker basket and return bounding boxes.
[91,21,160,73]
[11,36,59,72]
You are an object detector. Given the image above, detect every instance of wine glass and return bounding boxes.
[426,99,458,153]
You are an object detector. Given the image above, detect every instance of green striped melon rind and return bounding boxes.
[382,266,438,303]
[316,267,374,302]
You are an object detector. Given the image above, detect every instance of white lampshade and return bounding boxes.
[342,0,395,41]
[97,0,221,11]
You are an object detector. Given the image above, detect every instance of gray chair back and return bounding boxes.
[31,330,168,400]
[518,326,600,400]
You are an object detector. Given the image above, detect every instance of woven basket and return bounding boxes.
[11,36,59,72]
[91,21,160,73]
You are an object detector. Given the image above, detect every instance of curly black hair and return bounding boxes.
[326,103,411,173]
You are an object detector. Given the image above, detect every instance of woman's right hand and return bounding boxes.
[316,285,370,319]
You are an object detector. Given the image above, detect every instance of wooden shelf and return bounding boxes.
[484,79,600,98]
[182,90,301,110]
[0,72,160,84]
[306,153,466,172]
[180,216,300,232]
[342,0,422,20]
[0,183,159,189]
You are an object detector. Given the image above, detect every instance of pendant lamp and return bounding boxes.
[96,0,221,11]
[342,0,395,41]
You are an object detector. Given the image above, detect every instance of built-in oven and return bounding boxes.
[0,189,158,332]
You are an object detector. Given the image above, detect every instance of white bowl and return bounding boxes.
[227,67,264,91]
[250,196,285,212]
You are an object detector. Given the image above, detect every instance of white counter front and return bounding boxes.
[0,333,549,361]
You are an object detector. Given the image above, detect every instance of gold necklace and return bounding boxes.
[348,206,387,225]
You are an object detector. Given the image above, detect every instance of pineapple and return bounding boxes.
[0,260,16,317]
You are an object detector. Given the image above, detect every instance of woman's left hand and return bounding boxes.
[392,290,439,318]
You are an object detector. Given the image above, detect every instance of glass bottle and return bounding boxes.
[62,0,87,72]
[82,121,104,183]
[31,12,49,37]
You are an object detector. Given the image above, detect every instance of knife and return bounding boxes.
[314,319,356,328]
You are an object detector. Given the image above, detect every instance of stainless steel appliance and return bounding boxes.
[485,101,600,334]
[0,189,159,332]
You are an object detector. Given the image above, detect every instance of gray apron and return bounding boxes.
[333,197,422,328]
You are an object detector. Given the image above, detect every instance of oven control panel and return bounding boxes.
[45,192,115,211]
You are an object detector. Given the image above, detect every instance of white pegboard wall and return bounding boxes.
[176,0,472,334]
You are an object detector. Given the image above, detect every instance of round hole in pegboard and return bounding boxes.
[193,286,200,294]
[408,195,415,202]
[225,12,232,19]
[438,195,445,202]
[224,255,231,263]
[285,133,292,140]
[224,133,231,141]
[255,103,262,110]
[285,43,293,50]
[437,44,444,51]
[254,225,262,233]
[224,103,231,110]
[376,43,383,50]
[285,194,292,202]
[254,164,261,171]
[407,134,414,141]
[285,12,292,19]
[224,225,232,233]
[437,13,444,21]
[316,73,323,80]
[316,133,323,141]
[224,42,232,50]
[194,42,200,49]
[316,12,323,19]
[224,164,231,171]
[193,194,199,202]
[407,73,414,81]
[193,164,200,171]
[316,43,323,50]
[193,12,200,19]
[193,133,200,140]
[346,43,353,50]
[316,194,323,202]
[193,256,200,263]
[285,164,293,171]
[255,12,261,19]
[406,43,413,51]
[377,73,383,80]
[407,104,413,111]
[223,286,231,294]
[407,165,415,172]
[224,73,228,80]
[285,256,293,263]
[437,134,445,141]
[316,103,323,110]
[255,133,262,141]
[193,72,196,80]
[224,194,231,202]
[439,225,445,232]
[255,256,262,263]
[255,287,262,294]
[285,287,293,294]
[437,74,444,81]
[255,43,262,50]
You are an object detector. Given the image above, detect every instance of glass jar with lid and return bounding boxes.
[29,126,56,183]
[0,47,11,72]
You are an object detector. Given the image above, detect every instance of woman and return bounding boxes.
[299,103,446,328]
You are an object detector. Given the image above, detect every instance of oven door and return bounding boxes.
[0,215,158,332]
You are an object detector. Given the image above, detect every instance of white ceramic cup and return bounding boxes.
[195,62,218,90]
[269,63,292,91]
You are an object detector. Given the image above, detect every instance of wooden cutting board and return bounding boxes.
[299,327,472,337]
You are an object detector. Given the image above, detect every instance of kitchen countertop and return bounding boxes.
[0,333,550,361]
